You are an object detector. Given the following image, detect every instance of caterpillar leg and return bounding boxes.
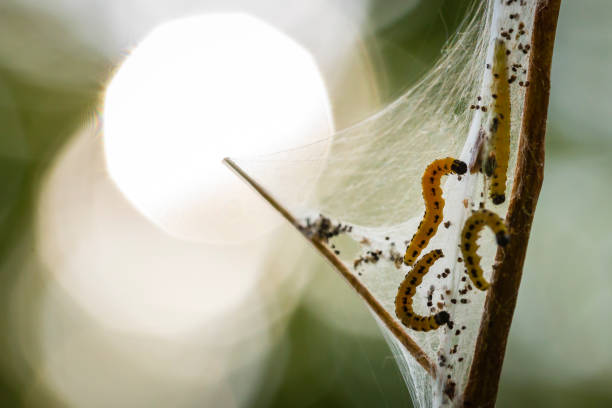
[460,209,510,290]
[395,249,450,332]
[403,158,467,266]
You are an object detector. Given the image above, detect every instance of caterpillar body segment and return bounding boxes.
[403,158,467,266]
[487,38,511,205]
[460,209,510,290]
[395,249,450,332]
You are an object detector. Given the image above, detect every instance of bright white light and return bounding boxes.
[104,13,333,243]
[35,125,289,337]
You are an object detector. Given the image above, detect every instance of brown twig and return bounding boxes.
[223,157,437,377]
[462,1,562,406]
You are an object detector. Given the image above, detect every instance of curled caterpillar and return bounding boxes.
[485,38,511,205]
[404,158,468,266]
[461,209,510,290]
[395,249,450,331]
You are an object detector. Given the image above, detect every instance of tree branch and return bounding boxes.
[223,158,437,377]
[462,0,562,406]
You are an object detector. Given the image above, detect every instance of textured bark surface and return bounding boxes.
[462,0,562,406]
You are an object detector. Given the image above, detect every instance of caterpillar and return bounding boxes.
[485,38,511,205]
[395,249,450,331]
[403,158,468,266]
[460,209,510,290]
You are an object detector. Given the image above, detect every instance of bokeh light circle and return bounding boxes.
[103,13,333,243]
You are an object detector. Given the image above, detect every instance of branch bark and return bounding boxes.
[462,0,562,406]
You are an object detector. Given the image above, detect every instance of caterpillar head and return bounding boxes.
[451,160,468,175]
[495,230,510,246]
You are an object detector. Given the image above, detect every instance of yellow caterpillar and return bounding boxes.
[485,38,511,205]
[460,209,510,290]
[404,158,467,266]
[395,249,450,331]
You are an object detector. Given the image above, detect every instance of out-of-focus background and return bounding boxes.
[1,0,611,407]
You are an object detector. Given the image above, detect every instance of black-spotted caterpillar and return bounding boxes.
[395,249,450,331]
[403,158,467,266]
[485,38,512,205]
[461,209,510,290]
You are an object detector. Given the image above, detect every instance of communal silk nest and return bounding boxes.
[229,0,537,406]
